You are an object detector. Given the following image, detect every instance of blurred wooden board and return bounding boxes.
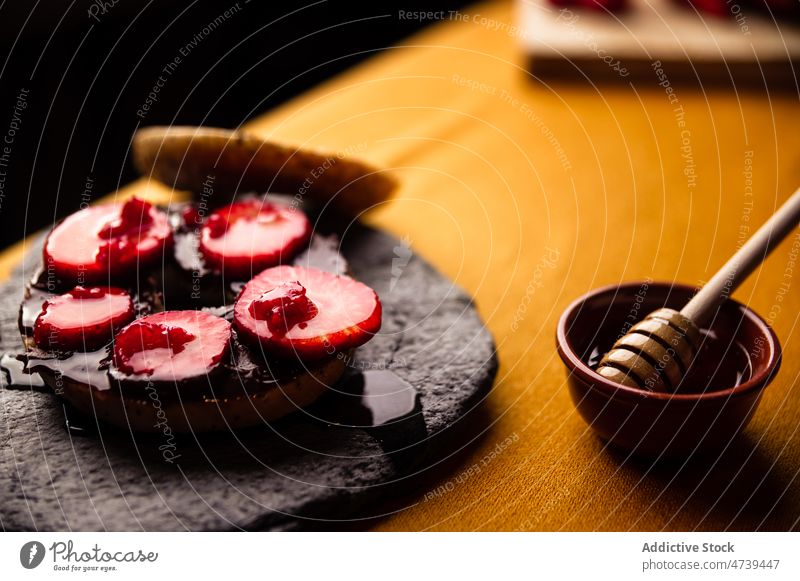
[519,0,800,86]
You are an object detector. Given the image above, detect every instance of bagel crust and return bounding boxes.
[132,126,396,217]
[33,352,346,433]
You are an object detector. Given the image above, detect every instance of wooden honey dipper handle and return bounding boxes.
[681,188,800,328]
[598,187,800,392]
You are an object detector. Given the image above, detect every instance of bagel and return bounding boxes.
[132,126,397,216]
[24,331,347,433]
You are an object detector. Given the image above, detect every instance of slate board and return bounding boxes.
[0,224,497,531]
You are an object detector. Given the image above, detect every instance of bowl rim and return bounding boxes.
[556,281,782,402]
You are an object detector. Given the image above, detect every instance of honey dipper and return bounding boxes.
[597,188,800,392]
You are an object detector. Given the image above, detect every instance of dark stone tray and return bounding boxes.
[0,224,496,531]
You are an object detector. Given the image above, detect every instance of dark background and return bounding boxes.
[0,0,468,250]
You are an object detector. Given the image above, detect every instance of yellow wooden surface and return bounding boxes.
[4,0,800,530]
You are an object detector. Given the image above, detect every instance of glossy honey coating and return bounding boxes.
[597,308,700,392]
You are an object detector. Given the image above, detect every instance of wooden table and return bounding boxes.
[3,0,800,531]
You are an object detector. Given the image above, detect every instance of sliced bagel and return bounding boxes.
[132,126,397,216]
[20,197,366,434]
[26,332,347,434]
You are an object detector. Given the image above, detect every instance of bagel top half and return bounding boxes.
[132,126,397,217]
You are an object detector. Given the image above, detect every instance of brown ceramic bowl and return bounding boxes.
[556,282,781,458]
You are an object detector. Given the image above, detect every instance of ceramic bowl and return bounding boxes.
[556,282,781,458]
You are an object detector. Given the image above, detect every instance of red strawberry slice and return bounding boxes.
[33,286,135,351]
[44,197,173,284]
[181,205,202,229]
[234,265,381,359]
[199,199,311,279]
[112,311,231,381]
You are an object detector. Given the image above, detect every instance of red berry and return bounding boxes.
[234,265,382,359]
[33,286,134,351]
[112,311,231,380]
[247,280,319,334]
[44,197,173,284]
[99,196,153,238]
[181,206,202,229]
[199,199,311,279]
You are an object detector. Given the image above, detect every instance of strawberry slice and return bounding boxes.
[112,311,231,381]
[199,199,310,279]
[44,197,172,284]
[234,265,381,359]
[33,286,135,351]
